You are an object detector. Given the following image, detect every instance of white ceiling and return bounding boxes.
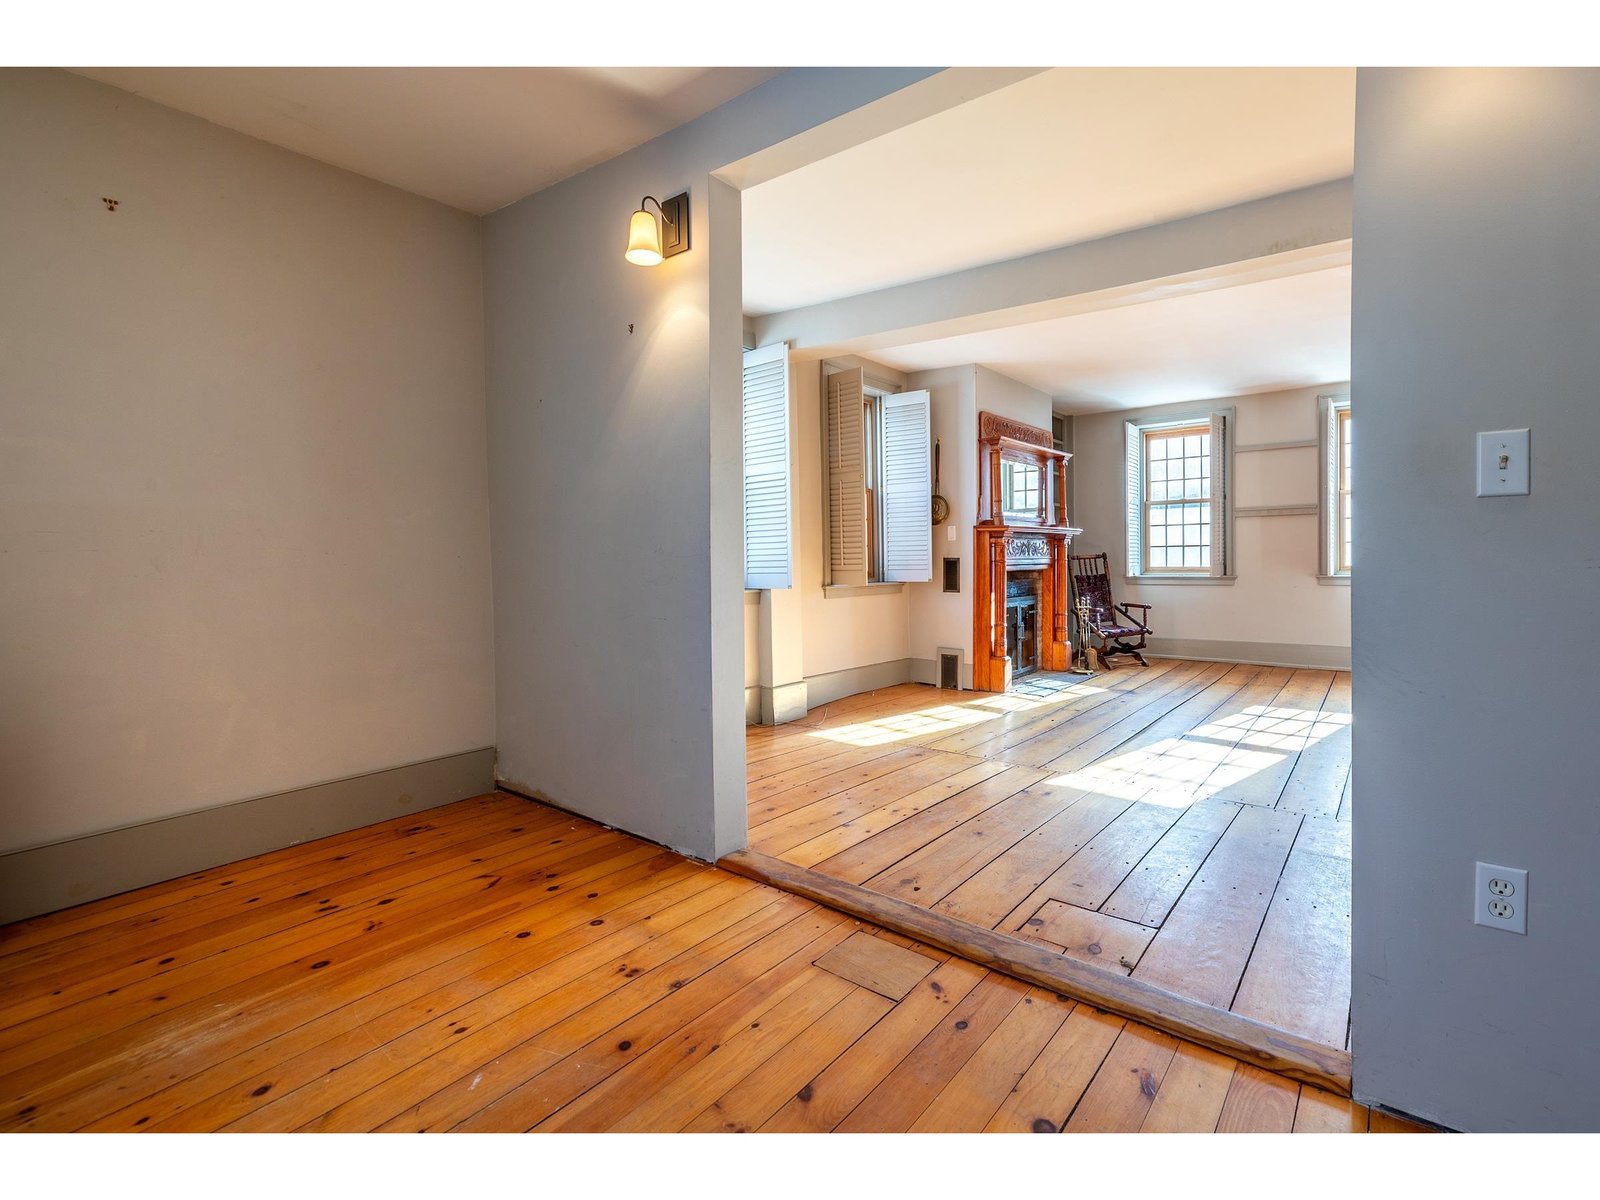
[868,265,1352,414]
[71,67,781,214]
[742,67,1355,315]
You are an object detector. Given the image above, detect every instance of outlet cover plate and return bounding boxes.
[1474,861,1528,934]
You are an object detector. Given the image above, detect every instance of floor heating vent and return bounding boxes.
[938,651,961,690]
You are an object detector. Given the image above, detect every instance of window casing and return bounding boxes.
[1124,409,1232,580]
[1320,394,1352,577]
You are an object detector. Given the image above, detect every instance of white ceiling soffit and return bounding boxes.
[867,265,1352,414]
[71,67,782,214]
[742,66,1355,315]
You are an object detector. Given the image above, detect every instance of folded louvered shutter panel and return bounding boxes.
[1124,420,1144,576]
[1209,409,1229,578]
[742,343,791,589]
[826,369,868,586]
[880,389,932,583]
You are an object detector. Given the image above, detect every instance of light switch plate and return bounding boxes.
[1476,429,1530,496]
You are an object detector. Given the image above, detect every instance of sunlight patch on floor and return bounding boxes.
[805,680,1108,747]
[1046,704,1351,808]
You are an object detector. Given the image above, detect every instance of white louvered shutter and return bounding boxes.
[879,390,932,583]
[1124,420,1144,576]
[742,343,791,589]
[1208,409,1229,578]
[826,369,868,586]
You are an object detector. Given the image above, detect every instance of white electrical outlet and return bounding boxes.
[1474,862,1528,934]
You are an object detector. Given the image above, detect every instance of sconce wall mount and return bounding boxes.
[625,191,690,266]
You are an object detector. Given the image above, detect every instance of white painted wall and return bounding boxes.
[0,69,494,853]
[1350,67,1600,1132]
[1071,385,1351,662]
[484,70,938,859]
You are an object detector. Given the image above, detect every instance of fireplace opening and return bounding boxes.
[1005,571,1042,679]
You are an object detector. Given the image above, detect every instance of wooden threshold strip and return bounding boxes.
[718,848,1351,1098]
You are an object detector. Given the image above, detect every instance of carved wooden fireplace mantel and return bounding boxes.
[972,412,1082,693]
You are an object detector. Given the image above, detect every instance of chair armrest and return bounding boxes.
[1115,602,1152,631]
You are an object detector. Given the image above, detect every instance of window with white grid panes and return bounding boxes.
[1337,406,1352,572]
[1143,423,1211,572]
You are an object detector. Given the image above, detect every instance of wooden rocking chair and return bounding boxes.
[1069,552,1153,669]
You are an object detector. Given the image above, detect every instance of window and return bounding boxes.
[1320,394,1352,577]
[1000,459,1042,521]
[1124,409,1232,580]
[825,367,932,587]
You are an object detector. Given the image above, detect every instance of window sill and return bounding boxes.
[1123,575,1237,586]
[1316,574,1352,587]
[823,583,905,598]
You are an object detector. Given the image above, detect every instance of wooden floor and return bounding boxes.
[0,789,1413,1134]
[747,658,1353,1050]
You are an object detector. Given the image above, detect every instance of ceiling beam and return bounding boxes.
[752,177,1353,360]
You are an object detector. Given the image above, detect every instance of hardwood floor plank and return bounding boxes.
[1063,1023,1181,1132]
[781,758,1013,869]
[757,957,988,1131]
[931,793,1133,926]
[1131,805,1303,1010]
[1139,1043,1239,1132]
[680,988,896,1133]
[597,969,859,1132]
[994,800,1185,931]
[1293,1085,1369,1133]
[1369,1109,1433,1133]
[810,765,1051,886]
[751,752,985,855]
[1276,674,1353,818]
[908,985,1069,1132]
[834,971,1029,1132]
[926,659,1190,760]
[1022,902,1156,976]
[1099,800,1241,928]
[531,918,860,1133]
[982,1003,1123,1132]
[862,780,1100,907]
[1215,1062,1299,1132]
[812,931,938,1001]
[748,748,932,825]
[1231,818,1352,1046]
[993,661,1229,770]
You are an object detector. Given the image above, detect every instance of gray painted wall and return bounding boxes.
[0,69,495,855]
[1351,68,1600,1132]
[482,70,936,861]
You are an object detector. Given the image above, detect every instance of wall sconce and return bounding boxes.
[625,192,689,266]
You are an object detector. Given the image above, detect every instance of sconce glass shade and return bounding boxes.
[625,208,663,266]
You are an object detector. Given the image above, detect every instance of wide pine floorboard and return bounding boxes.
[747,659,1354,1050]
[0,789,1415,1133]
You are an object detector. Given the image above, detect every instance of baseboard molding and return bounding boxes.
[1146,638,1351,671]
[719,848,1352,1096]
[760,680,808,726]
[803,658,915,708]
[744,685,761,725]
[0,747,495,926]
